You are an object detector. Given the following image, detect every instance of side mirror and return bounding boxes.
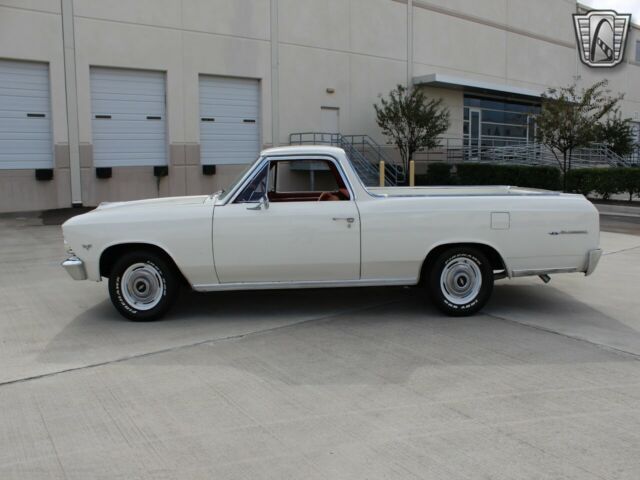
[246,195,269,211]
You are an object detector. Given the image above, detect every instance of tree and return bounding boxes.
[374,85,450,180]
[536,80,622,191]
[594,112,635,157]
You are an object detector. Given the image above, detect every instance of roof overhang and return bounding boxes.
[412,73,543,100]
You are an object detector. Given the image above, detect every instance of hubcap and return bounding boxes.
[440,257,482,305]
[121,262,163,311]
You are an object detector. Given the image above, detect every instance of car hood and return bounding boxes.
[95,195,210,211]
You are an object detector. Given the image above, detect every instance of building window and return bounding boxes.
[463,95,540,149]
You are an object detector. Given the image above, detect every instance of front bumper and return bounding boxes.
[585,248,602,276]
[62,256,87,280]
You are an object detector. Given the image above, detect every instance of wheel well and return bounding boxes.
[419,243,507,285]
[99,243,188,285]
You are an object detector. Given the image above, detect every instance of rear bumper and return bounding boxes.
[62,256,87,280]
[585,248,602,276]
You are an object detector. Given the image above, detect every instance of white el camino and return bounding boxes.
[62,146,602,321]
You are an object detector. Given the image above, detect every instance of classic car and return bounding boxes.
[62,145,602,321]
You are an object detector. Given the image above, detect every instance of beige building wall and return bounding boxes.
[0,1,71,212]
[0,0,639,212]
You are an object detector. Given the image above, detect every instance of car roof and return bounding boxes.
[260,145,345,157]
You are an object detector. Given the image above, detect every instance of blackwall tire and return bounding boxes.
[428,247,493,316]
[108,251,178,321]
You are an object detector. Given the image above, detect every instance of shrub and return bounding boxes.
[566,169,597,196]
[415,163,640,200]
[455,163,561,191]
[615,168,640,201]
[592,168,621,199]
[567,167,640,201]
[421,163,454,185]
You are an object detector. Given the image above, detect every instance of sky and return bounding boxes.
[579,0,640,26]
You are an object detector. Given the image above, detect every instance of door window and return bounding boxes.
[234,163,269,203]
[268,159,350,202]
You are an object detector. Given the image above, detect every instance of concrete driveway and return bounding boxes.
[0,214,639,479]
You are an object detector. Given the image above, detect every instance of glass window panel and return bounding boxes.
[481,124,527,138]
[235,163,269,203]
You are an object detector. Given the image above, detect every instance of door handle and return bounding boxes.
[332,217,355,223]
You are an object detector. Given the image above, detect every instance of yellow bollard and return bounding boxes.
[409,160,415,187]
[379,160,385,187]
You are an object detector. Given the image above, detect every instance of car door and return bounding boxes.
[212,157,360,284]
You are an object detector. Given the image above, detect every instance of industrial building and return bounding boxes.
[0,0,639,212]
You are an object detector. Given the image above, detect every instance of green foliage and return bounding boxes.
[374,85,450,174]
[565,169,596,196]
[567,167,640,201]
[416,163,561,191]
[421,162,454,185]
[536,80,623,190]
[594,113,636,157]
[455,164,561,190]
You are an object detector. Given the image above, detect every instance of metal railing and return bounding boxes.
[341,135,405,185]
[289,132,404,186]
[412,138,637,168]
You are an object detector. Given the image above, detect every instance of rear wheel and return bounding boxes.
[428,247,493,316]
[108,251,178,321]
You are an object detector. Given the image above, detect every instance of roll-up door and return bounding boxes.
[0,60,53,169]
[90,68,166,167]
[199,76,260,165]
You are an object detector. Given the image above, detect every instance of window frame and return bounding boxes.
[223,154,355,206]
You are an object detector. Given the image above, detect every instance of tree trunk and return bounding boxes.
[562,150,568,192]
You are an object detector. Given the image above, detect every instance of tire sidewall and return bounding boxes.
[108,252,177,321]
[429,248,493,316]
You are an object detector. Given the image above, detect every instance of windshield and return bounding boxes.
[217,156,263,200]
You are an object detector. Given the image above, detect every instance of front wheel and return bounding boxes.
[428,247,493,316]
[108,251,178,321]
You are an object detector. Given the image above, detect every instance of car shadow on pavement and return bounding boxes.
[35,283,638,386]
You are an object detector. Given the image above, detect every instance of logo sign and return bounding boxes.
[573,10,631,68]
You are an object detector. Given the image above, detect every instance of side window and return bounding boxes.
[268,159,350,202]
[234,163,269,203]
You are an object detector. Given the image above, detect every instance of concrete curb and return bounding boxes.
[594,203,640,218]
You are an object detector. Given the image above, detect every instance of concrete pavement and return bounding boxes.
[0,215,639,479]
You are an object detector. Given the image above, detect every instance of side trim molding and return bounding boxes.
[192,277,417,292]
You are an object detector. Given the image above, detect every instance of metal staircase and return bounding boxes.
[289,132,405,186]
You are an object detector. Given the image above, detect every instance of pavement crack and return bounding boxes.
[602,244,640,256]
[484,311,640,361]
[0,298,403,389]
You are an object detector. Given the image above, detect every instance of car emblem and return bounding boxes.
[573,10,631,68]
[82,244,92,250]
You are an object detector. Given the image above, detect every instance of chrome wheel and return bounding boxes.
[121,262,164,311]
[439,256,482,306]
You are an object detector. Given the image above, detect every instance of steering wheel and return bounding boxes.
[318,192,338,201]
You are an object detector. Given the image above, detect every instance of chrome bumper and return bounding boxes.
[62,256,87,280]
[585,248,602,276]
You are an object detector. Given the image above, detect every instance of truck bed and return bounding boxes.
[367,185,561,197]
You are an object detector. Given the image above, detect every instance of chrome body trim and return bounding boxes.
[192,277,417,292]
[585,248,602,276]
[62,256,88,281]
[511,267,581,278]
[548,230,588,236]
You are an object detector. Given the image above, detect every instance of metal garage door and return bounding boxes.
[0,60,53,169]
[199,76,260,165]
[90,68,166,167]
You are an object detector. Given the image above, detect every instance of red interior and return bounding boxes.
[267,161,351,202]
